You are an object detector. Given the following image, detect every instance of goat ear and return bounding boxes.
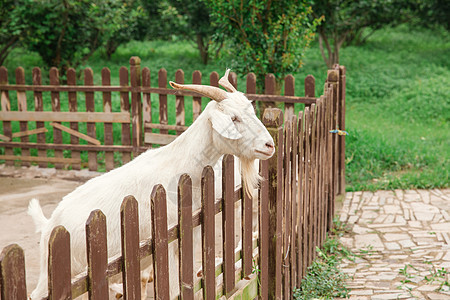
[209,110,242,140]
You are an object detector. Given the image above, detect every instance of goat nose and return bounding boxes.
[265,141,274,149]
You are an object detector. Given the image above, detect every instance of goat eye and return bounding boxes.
[231,116,241,123]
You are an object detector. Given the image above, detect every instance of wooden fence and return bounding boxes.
[0,57,340,173]
[0,63,346,299]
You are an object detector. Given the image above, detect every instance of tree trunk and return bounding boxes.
[319,33,339,69]
[196,34,209,65]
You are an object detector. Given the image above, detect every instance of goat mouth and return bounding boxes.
[255,149,273,157]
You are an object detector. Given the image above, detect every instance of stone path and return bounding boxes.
[339,189,450,300]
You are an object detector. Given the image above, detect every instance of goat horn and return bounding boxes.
[169,81,228,102]
[219,69,237,93]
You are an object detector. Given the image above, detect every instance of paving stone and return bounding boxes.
[442,251,450,261]
[417,285,442,291]
[371,293,409,299]
[361,210,379,219]
[399,239,416,248]
[414,212,435,221]
[353,224,373,234]
[427,292,450,300]
[384,233,410,241]
[349,290,374,296]
[408,221,423,228]
[385,242,401,250]
[354,234,384,250]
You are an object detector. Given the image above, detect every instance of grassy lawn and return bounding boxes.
[1,25,448,191]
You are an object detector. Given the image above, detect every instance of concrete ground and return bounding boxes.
[0,165,250,299]
[0,165,98,294]
[339,189,450,300]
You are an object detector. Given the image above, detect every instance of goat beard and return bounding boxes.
[240,157,262,198]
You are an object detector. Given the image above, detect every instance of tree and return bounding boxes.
[23,0,141,75]
[168,0,218,64]
[0,0,31,65]
[408,0,450,30]
[311,0,406,68]
[206,0,322,94]
[103,0,146,59]
[140,0,220,65]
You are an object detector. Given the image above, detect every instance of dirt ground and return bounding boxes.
[0,165,98,294]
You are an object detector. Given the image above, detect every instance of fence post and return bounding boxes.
[262,108,283,300]
[0,244,27,300]
[130,57,142,156]
[337,66,346,195]
[326,70,339,201]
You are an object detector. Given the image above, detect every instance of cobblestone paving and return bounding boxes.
[339,189,450,300]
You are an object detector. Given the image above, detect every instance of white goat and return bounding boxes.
[28,70,275,299]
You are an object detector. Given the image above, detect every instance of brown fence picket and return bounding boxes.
[48,226,71,300]
[84,68,97,171]
[0,244,27,300]
[303,106,311,268]
[309,104,317,261]
[304,75,315,99]
[296,111,305,281]
[119,67,131,163]
[327,70,339,223]
[86,209,109,299]
[241,169,253,278]
[50,67,63,169]
[338,66,346,195]
[0,67,13,166]
[201,166,215,299]
[130,57,142,155]
[192,71,202,120]
[120,196,141,300]
[290,114,298,291]
[317,98,325,247]
[158,69,168,135]
[178,174,194,299]
[32,67,46,168]
[246,73,256,110]
[151,184,170,299]
[315,100,322,249]
[222,154,235,296]
[283,118,292,298]
[326,84,334,231]
[15,67,29,167]
[209,71,219,88]
[67,68,80,170]
[262,108,283,299]
[175,69,185,135]
[285,75,295,120]
[142,67,152,147]
[259,159,269,299]
[101,68,114,171]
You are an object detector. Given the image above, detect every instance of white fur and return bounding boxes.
[28,89,274,299]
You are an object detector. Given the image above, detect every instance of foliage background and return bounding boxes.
[0,0,448,191]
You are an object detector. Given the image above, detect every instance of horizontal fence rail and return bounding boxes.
[0,63,346,299]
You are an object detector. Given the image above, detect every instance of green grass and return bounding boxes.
[1,25,449,190]
[293,218,354,299]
